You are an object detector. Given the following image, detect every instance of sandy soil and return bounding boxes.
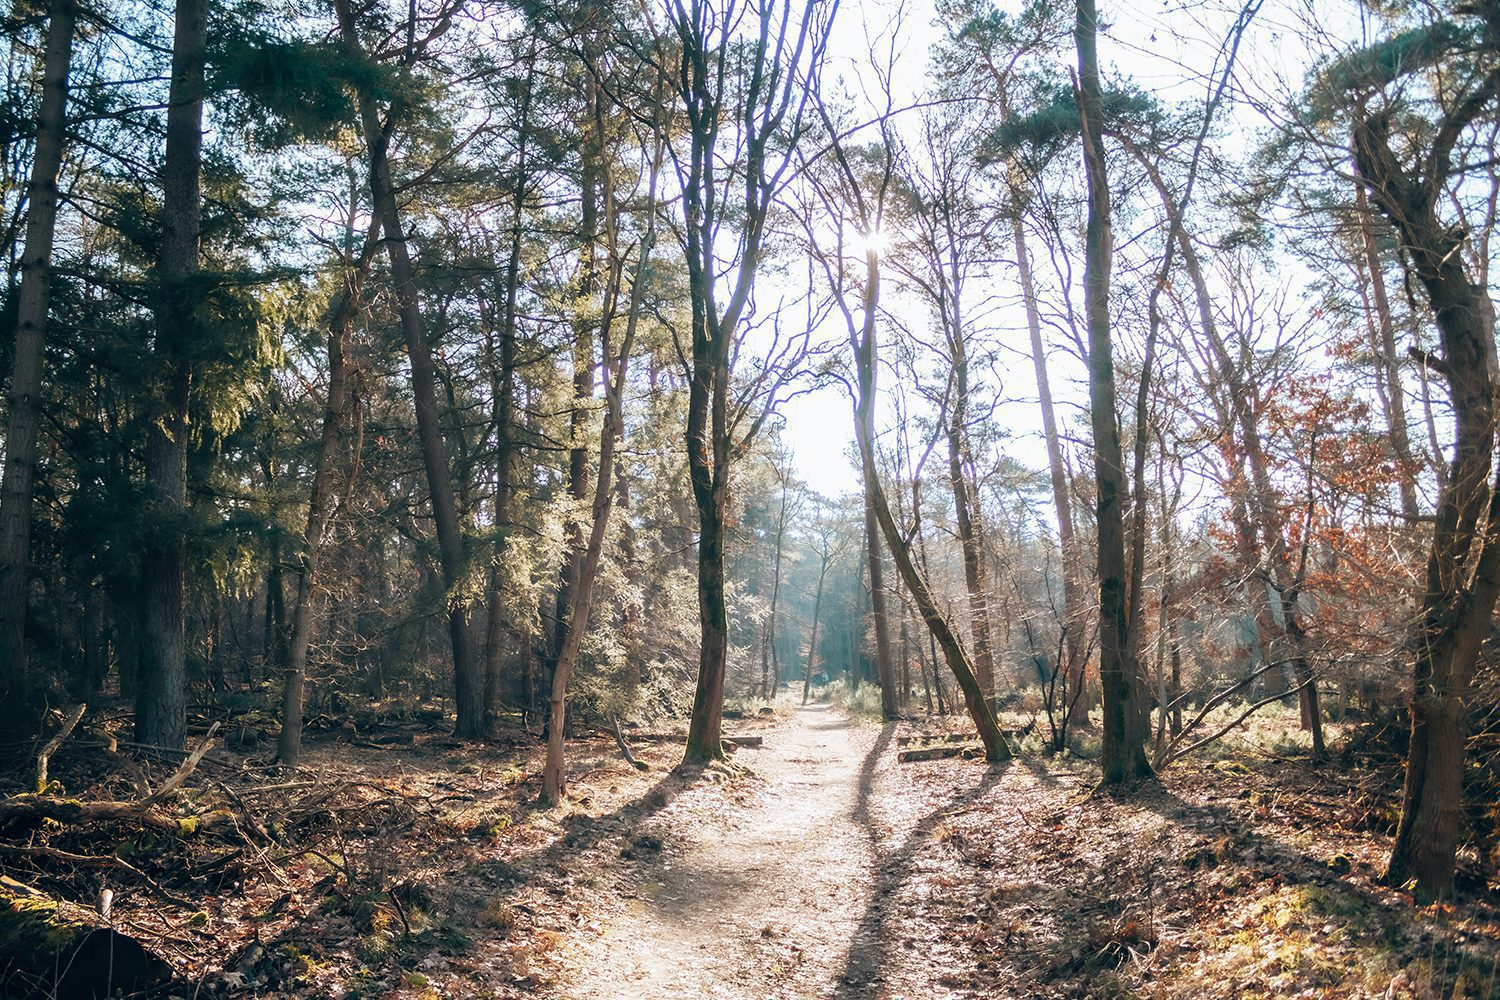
[556,704,898,999]
[544,705,1500,1000]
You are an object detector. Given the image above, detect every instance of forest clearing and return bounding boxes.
[2,0,1500,995]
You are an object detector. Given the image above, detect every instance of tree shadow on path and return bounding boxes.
[838,723,1009,996]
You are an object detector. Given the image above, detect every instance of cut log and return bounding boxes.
[897,743,981,763]
[724,735,763,747]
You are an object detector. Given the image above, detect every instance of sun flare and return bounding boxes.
[847,226,889,257]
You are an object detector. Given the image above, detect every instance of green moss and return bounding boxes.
[0,888,77,957]
[1252,884,1372,936]
[1295,885,1369,922]
[176,815,200,836]
[277,944,320,980]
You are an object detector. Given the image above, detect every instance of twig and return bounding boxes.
[213,779,272,843]
[228,781,319,798]
[1165,688,1314,765]
[36,703,86,793]
[141,723,222,807]
[387,884,413,938]
[0,843,193,907]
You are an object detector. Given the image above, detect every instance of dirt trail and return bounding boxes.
[557,704,891,1000]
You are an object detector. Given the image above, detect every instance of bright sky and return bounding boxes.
[776,0,1357,505]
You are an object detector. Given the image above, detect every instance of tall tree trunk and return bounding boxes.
[678,96,733,765]
[1077,0,1151,784]
[1352,162,1420,522]
[1137,149,1321,751]
[856,422,1010,761]
[946,345,998,704]
[615,447,644,703]
[336,0,482,739]
[137,0,206,750]
[1013,208,1088,727]
[861,475,899,715]
[683,465,729,762]
[1227,480,1286,697]
[541,320,629,803]
[552,127,599,684]
[263,531,288,671]
[802,541,829,705]
[679,161,742,765]
[763,462,790,701]
[899,612,910,710]
[0,0,75,735]
[483,61,533,725]
[541,123,659,803]
[276,228,372,766]
[672,0,827,765]
[80,587,107,697]
[1240,432,1325,757]
[848,242,1007,759]
[481,297,518,721]
[1355,102,1500,901]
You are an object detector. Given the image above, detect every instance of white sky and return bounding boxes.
[777,0,1361,503]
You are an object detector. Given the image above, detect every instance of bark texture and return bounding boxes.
[1354,87,1500,899]
[137,0,207,750]
[1076,0,1151,784]
[0,0,76,735]
[337,0,484,739]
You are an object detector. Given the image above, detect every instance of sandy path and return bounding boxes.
[557,705,889,1000]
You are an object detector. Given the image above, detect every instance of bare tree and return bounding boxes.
[665,0,833,763]
[890,109,1005,706]
[797,80,1010,760]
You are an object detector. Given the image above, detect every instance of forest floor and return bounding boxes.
[2,697,1498,999]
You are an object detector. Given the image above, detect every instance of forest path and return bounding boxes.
[556,703,890,999]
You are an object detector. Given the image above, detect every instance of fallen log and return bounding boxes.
[0,723,225,834]
[724,735,763,748]
[610,713,649,771]
[608,731,686,744]
[897,743,981,763]
[899,720,1034,749]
